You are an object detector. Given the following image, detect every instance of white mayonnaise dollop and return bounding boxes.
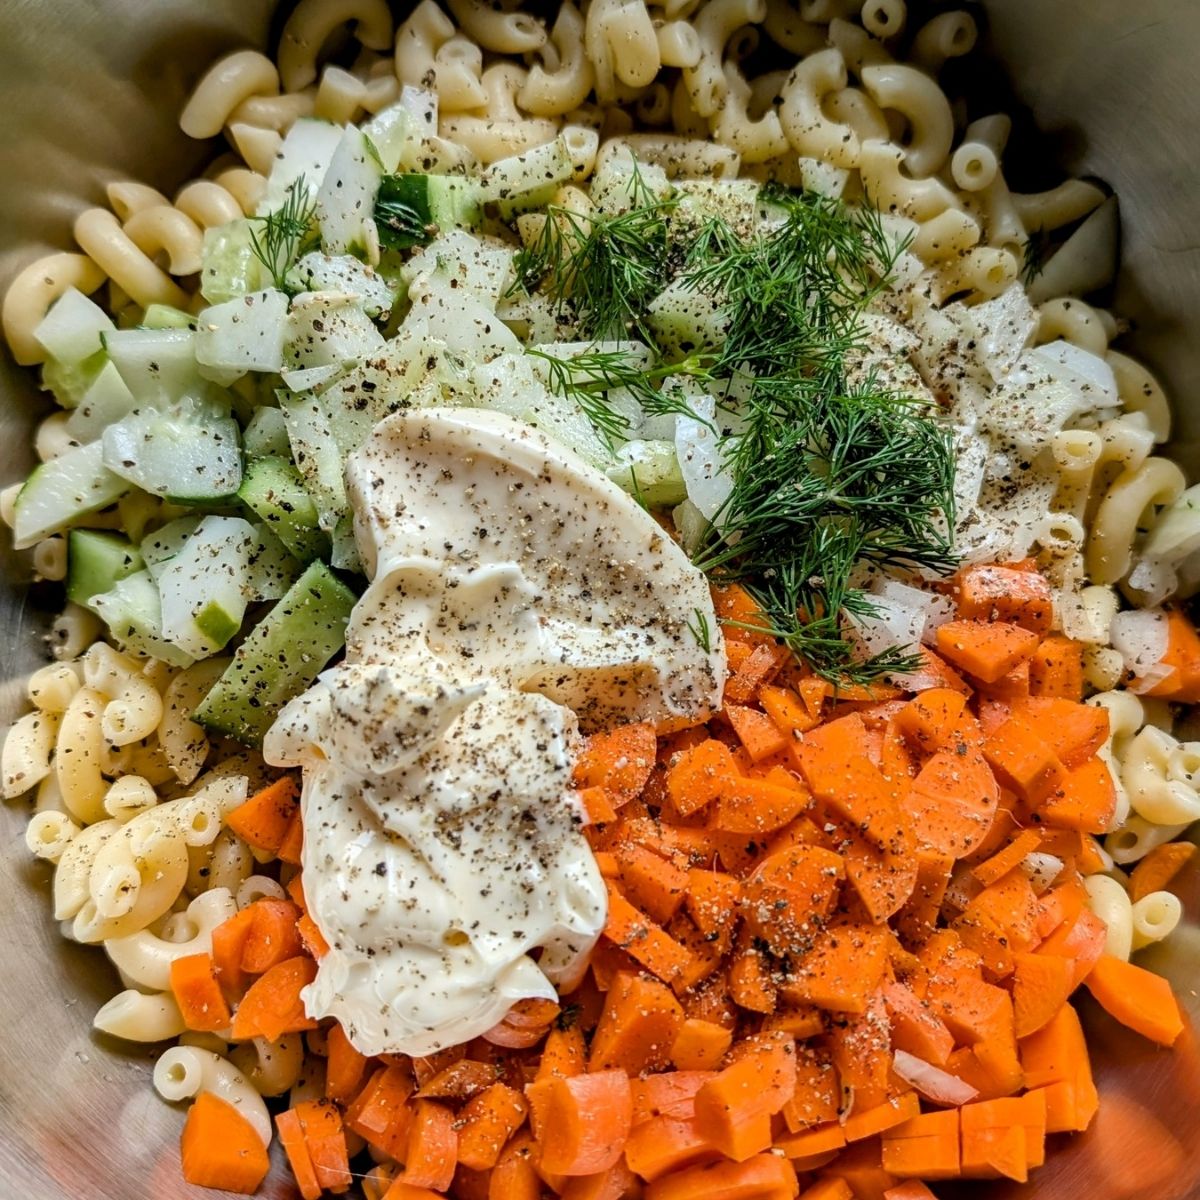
[264,408,724,1055]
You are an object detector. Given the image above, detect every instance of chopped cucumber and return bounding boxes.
[362,100,418,173]
[193,560,356,746]
[646,278,731,362]
[331,514,362,575]
[242,406,292,458]
[90,569,195,668]
[35,288,114,364]
[608,439,687,507]
[41,350,108,409]
[200,219,267,303]
[317,125,385,255]
[158,516,255,657]
[66,530,143,609]
[102,397,242,503]
[290,251,396,316]
[284,291,385,372]
[246,524,302,600]
[404,230,513,309]
[194,289,289,376]
[262,118,343,214]
[103,327,206,404]
[141,516,203,581]
[12,441,129,549]
[279,391,348,532]
[142,304,196,330]
[375,173,481,251]
[237,455,330,563]
[479,136,575,218]
[280,362,352,393]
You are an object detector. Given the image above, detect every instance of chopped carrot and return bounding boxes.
[580,785,617,824]
[169,952,232,1033]
[456,1083,528,1171]
[710,583,772,647]
[693,1032,796,1161]
[894,688,968,754]
[1130,841,1198,901]
[1037,907,1107,989]
[559,1161,640,1200]
[883,981,953,1066]
[842,1091,921,1142]
[725,642,788,704]
[956,564,1053,634]
[1012,696,1109,768]
[715,771,811,833]
[643,1151,800,1200]
[1029,635,1085,700]
[624,1114,714,1181]
[1019,1004,1098,1132]
[781,1046,839,1133]
[527,1069,632,1175]
[936,620,1040,683]
[821,1137,898,1200]
[972,829,1042,888]
[799,1181,853,1200]
[828,989,892,1111]
[295,1098,353,1193]
[982,716,1068,804]
[325,1022,370,1105]
[883,1184,939,1200]
[741,844,844,956]
[1012,953,1074,1038]
[575,723,657,807]
[785,921,890,1014]
[230,955,318,1041]
[398,1100,457,1192]
[616,842,690,925]
[760,683,820,736]
[346,1064,414,1157]
[297,912,330,960]
[671,1018,733,1070]
[761,1003,825,1039]
[959,1099,1029,1182]
[881,1109,961,1180]
[181,1091,270,1195]
[277,1107,322,1200]
[1084,954,1185,1046]
[631,1071,714,1123]
[776,1121,846,1161]
[603,884,695,985]
[536,1025,586,1081]
[277,807,304,864]
[210,906,255,995]
[240,898,305,974]
[416,1059,498,1100]
[488,1131,542,1200]
[589,970,684,1073]
[908,749,999,858]
[685,869,742,937]
[666,738,738,816]
[226,775,299,853]
[729,943,778,1014]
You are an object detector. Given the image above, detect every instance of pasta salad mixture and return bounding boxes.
[1,0,1197,1197]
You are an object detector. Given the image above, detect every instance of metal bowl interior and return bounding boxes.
[0,3,1197,1198]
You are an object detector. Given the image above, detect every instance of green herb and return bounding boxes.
[687,607,713,654]
[526,345,713,444]
[509,163,676,342]
[374,175,439,251]
[682,188,956,682]
[248,175,318,291]
[1021,227,1051,285]
[628,466,649,511]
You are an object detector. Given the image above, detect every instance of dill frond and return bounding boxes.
[687,608,713,654]
[248,175,319,291]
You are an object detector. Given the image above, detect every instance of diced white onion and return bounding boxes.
[1022,852,1064,895]
[1110,608,1169,681]
[892,1050,979,1106]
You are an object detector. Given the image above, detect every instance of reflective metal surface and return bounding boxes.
[0,3,1197,1198]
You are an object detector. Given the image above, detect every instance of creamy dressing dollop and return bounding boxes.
[264,408,725,1055]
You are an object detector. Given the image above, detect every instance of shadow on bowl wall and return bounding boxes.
[0,2,1196,1198]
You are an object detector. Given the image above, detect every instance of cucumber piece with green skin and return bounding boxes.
[90,569,195,668]
[102,328,206,404]
[200,219,268,304]
[317,125,385,256]
[237,455,330,563]
[193,560,356,747]
[245,524,301,600]
[102,398,243,503]
[194,288,289,377]
[66,530,144,609]
[278,391,347,532]
[374,173,481,250]
[158,515,256,658]
[141,516,203,581]
[41,349,108,409]
[242,406,292,459]
[12,441,129,549]
[142,304,196,330]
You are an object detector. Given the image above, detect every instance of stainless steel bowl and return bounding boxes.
[0,3,1196,1197]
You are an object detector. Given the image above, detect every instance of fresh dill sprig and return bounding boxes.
[526,345,714,443]
[509,163,677,342]
[248,175,318,291]
[687,607,713,654]
[1021,227,1051,285]
[681,188,956,682]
